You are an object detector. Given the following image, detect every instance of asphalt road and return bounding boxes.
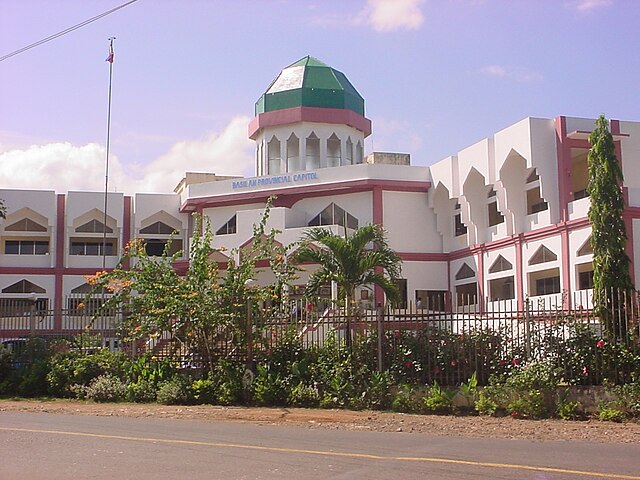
[0,412,638,480]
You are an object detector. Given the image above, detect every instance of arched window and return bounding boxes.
[488,255,512,273]
[308,203,358,230]
[287,134,300,172]
[268,136,281,174]
[306,132,320,169]
[577,237,593,256]
[140,221,177,235]
[2,279,46,294]
[529,245,557,266]
[216,215,237,235]
[76,219,113,233]
[355,141,363,164]
[455,263,475,280]
[4,218,47,232]
[327,134,341,168]
[345,138,353,166]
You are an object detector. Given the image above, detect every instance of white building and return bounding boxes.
[1,56,639,333]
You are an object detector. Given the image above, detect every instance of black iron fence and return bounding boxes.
[2,290,639,385]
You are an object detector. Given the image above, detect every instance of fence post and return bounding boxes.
[524,297,531,361]
[376,303,384,372]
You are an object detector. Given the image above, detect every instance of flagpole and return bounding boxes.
[102,37,115,270]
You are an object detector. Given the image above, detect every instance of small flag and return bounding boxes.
[105,45,114,63]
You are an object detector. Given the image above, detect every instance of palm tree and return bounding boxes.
[292,224,402,345]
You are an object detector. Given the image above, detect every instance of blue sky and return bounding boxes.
[1,0,638,194]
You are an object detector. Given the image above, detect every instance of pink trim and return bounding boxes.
[610,119,621,135]
[515,234,524,310]
[372,186,384,305]
[397,252,449,262]
[476,246,485,313]
[555,116,572,222]
[249,106,372,139]
[372,186,383,225]
[54,195,65,330]
[446,260,452,311]
[560,227,571,308]
[0,267,117,276]
[181,179,430,212]
[122,196,132,270]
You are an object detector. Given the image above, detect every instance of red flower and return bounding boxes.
[498,359,506,366]
[510,412,519,418]
[597,340,605,348]
[404,361,412,369]
[582,366,589,376]
[434,367,441,375]
[511,358,521,365]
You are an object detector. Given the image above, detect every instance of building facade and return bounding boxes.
[2,56,640,329]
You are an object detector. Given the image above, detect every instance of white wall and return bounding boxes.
[383,191,442,252]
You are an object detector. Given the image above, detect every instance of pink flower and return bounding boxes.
[597,340,605,348]
[434,367,441,375]
[450,361,457,367]
[582,366,589,376]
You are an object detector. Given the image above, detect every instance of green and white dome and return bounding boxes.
[255,56,365,116]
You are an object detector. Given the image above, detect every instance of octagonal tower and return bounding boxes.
[249,56,372,176]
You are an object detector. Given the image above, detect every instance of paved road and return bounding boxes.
[0,412,638,479]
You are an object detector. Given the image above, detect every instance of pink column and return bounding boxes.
[475,246,485,313]
[515,235,524,311]
[560,226,571,309]
[54,194,65,331]
[372,186,385,306]
[122,196,132,270]
[555,116,573,223]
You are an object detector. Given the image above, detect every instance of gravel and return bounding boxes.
[1,399,639,444]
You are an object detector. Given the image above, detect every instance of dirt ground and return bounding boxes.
[1,399,639,444]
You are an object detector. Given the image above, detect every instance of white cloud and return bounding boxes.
[0,116,254,195]
[360,0,425,32]
[480,65,543,82]
[570,0,612,13]
[0,142,123,193]
[135,116,254,193]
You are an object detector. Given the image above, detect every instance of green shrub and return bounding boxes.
[475,391,498,416]
[391,384,421,413]
[423,381,455,414]
[458,372,479,410]
[156,376,190,405]
[125,354,177,386]
[191,378,216,405]
[556,389,581,420]
[16,359,51,397]
[209,359,244,406]
[598,406,626,422]
[47,349,126,397]
[606,382,640,418]
[288,382,320,407]
[363,371,393,410]
[252,365,289,406]
[84,374,127,402]
[127,379,157,403]
[476,362,561,418]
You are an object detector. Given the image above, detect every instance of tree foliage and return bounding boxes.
[85,199,297,374]
[587,114,634,336]
[0,199,6,219]
[292,224,402,308]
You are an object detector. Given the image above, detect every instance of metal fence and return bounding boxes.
[2,289,639,385]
